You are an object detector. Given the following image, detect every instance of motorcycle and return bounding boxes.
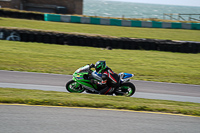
[66,65,136,97]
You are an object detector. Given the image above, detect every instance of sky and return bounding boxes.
[109,0,200,7]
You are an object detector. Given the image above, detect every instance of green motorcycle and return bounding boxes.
[66,65,136,97]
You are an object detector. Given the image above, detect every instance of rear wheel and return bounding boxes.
[115,82,136,97]
[66,80,85,93]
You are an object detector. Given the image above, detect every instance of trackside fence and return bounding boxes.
[44,14,200,30]
[0,8,200,30]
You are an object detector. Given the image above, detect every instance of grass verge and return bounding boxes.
[1,17,200,41]
[1,88,200,117]
[0,40,200,85]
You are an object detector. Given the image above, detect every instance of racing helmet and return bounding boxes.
[95,61,106,73]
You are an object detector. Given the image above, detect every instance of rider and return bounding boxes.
[90,61,119,95]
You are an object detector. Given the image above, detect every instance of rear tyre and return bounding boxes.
[115,82,136,97]
[66,80,85,93]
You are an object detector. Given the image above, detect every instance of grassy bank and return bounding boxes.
[0,40,200,85]
[1,88,200,116]
[1,17,200,41]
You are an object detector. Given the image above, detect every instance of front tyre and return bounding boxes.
[115,82,136,97]
[66,80,85,93]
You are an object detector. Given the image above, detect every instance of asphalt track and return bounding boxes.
[1,70,200,133]
[0,70,200,103]
[0,104,200,133]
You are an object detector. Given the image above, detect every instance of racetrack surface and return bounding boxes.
[1,70,200,132]
[0,70,200,103]
[1,104,200,133]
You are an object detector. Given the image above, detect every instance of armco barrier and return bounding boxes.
[110,19,122,26]
[122,20,132,27]
[192,23,200,30]
[81,17,90,24]
[61,15,71,22]
[44,14,61,22]
[142,21,152,28]
[0,27,200,53]
[162,22,171,28]
[182,23,191,29]
[44,14,200,30]
[152,21,162,28]
[171,22,182,29]
[100,18,110,25]
[71,16,81,23]
[91,18,101,25]
[131,20,142,27]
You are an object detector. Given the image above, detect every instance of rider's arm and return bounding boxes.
[91,74,108,85]
[89,63,95,69]
[98,74,108,85]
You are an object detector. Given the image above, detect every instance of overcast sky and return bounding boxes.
[109,0,200,7]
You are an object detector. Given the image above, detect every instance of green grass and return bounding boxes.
[1,88,200,116]
[1,16,199,116]
[1,17,200,41]
[0,40,200,85]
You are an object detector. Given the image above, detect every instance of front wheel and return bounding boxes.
[115,82,136,97]
[66,80,85,93]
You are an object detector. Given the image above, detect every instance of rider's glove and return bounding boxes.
[89,63,95,69]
